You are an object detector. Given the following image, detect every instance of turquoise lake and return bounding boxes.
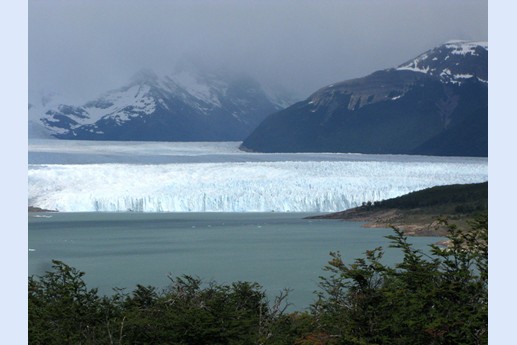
[29,212,443,310]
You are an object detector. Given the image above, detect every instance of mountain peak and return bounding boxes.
[31,66,290,141]
[396,41,488,84]
[241,40,487,157]
[444,40,488,51]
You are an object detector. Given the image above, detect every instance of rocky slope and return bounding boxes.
[241,41,488,157]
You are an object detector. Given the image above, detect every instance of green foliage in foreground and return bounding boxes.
[29,214,487,345]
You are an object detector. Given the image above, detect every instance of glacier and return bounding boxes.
[28,140,488,213]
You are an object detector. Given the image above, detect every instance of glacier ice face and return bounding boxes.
[29,159,488,213]
[28,140,488,213]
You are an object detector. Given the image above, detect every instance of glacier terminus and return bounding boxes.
[29,140,488,213]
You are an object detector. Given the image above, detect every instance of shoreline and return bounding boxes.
[307,208,462,237]
[28,206,58,213]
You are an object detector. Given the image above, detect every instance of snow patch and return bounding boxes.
[454,73,474,79]
[445,41,488,55]
[172,71,222,107]
[79,84,156,125]
[397,63,430,74]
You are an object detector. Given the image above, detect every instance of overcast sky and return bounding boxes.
[29,0,487,103]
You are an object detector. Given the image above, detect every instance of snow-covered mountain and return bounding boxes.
[396,40,488,84]
[29,67,294,141]
[241,41,488,157]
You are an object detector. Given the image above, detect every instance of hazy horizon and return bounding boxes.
[29,0,487,104]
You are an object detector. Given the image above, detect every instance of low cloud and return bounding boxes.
[29,0,487,103]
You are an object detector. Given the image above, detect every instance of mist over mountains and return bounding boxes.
[29,41,487,157]
[29,64,295,141]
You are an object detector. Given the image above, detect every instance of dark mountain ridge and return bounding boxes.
[241,41,488,157]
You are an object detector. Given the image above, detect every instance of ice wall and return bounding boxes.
[28,160,488,212]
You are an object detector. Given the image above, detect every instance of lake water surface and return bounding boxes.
[29,212,442,310]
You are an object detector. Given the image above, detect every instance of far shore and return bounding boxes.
[307,182,487,237]
[306,208,454,237]
[28,206,58,213]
